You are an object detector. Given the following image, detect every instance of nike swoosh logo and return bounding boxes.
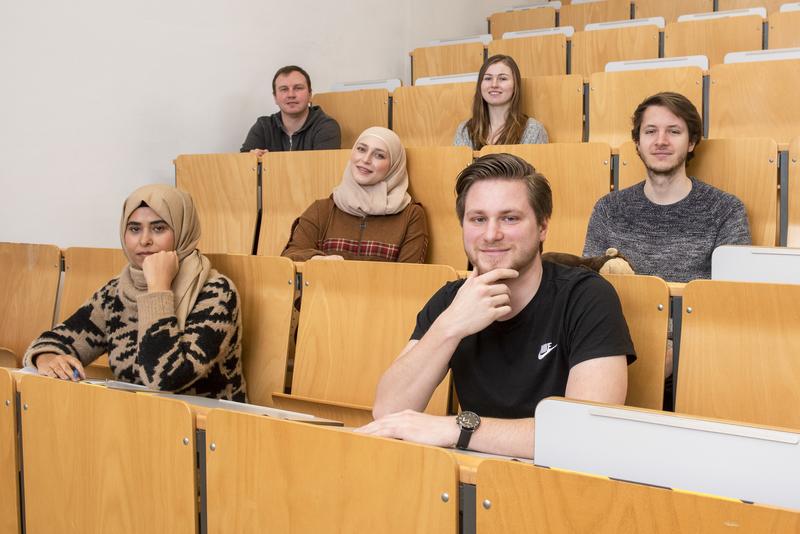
[538,344,557,360]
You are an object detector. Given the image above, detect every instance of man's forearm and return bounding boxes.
[373,319,463,418]
[468,417,536,459]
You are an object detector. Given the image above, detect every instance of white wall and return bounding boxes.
[0,0,508,248]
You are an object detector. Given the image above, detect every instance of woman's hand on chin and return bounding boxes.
[143,250,180,292]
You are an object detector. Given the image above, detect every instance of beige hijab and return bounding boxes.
[118,184,212,329]
[332,127,411,217]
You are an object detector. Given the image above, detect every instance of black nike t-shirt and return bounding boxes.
[411,261,636,419]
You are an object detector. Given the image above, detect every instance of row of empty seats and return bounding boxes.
[413,6,800,81]
[4,243,800,429]
[174,139,798,274]
[5,371,798,533]
[315,60,800,149]
[488,0,796,35]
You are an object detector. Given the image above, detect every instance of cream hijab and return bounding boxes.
[332,127,411,217]
[118,184,212,329]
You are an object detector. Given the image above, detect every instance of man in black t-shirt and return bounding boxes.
[357,153,634,459]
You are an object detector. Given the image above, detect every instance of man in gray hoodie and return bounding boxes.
[240,65,341,154]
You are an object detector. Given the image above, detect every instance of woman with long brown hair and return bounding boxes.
[453,54,548,150]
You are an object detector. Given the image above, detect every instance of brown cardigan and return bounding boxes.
[281,197,428,263]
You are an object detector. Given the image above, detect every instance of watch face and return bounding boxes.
[457,411,480,431]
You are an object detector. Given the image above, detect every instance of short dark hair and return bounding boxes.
[272,65,312,95]
[631,92,702,161]
[455,152,552,227]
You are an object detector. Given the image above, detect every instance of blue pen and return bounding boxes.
[73,368,80,380]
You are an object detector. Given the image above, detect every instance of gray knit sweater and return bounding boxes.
[452,118,548,148]
[583,178,751,282]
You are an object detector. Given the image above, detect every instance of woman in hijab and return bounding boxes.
[23,184,247,401]
[282,126,428,263]
[453,54,548,150]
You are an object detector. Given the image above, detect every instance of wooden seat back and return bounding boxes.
[488,34,568,77]
[175,153,259,254]
[664,15,764,67]
[788,137,800,247]
[19,376,197,533]
[572,25,661,78]
[206,254,295,407]
[677,279,800,428]
[520,75,585,143]
[0,243,60,364]
[312,89,390,148]
[708,59,800,144]
[632,0,714,23]
[392,82,474,147]
[411,42,485,83]
[603,274,670,410]
[406,146,472,269]
[0,368,20,534]
[277,261,457,425]
[560,0,632,31]
[488,7,557,39]
[206,412,459,533]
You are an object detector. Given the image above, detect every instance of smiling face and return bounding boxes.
[636,105,696,178]
[480,61,515,108]
[349,136,391,186]
[273,70,311,119]
[123,206,176,269]
[462,179,547,275]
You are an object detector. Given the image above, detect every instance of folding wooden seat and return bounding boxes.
[312,88,390,148]
[571,21,662,78]
[768,8,800,48]
[603,274,670,410]
[175,153,259,254]
[476,459,800,533]
[664,10,765,67]
[617,138,779,246]
[19,375,197,533]
[718,0,786,13]
[405,146,472,269]
[488,30,568,77]
[271,260,458,426]
[633,0,713,23]
[677,279,800,429]
[789,137,800,246]
[0,368,20,534]
[206,254,295,407]
[560,0,632,31]
[392,82,474,147]
[257,149,350,256]
[589,64,703,148]
[479,143,613,255]
[206,412,459,533]
[520,74,585,143]
[0,243,60,365]
[411,38,487,83]
[708,58,800,144]
[488,5,558,39]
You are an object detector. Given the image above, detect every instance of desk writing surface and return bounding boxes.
[535,398,800,510]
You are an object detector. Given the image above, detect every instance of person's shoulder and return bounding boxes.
[308,105,338,123]
[525,117,545,129]
[599,181,645,206]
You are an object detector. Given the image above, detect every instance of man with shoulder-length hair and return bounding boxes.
[358,153,635,459]
[583,91,750,283]
[240,65,341,155]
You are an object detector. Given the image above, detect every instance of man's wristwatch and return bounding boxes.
[455,411,481,450]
